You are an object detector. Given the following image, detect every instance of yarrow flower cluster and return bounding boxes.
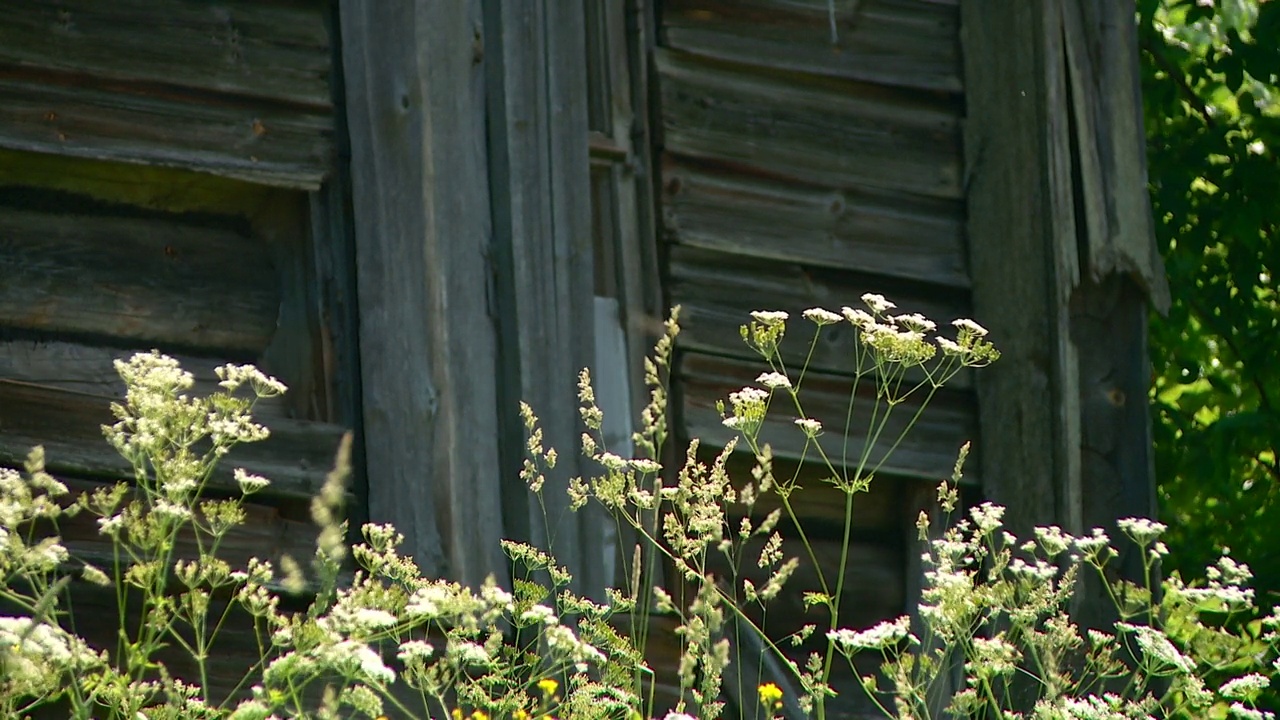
[828,616,914,653]
[14,307,1279,720]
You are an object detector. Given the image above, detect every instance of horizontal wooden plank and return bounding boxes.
[662,155,968,288]
[0,208,279,354]
[0,74,332,188]
[680,352,979,483]
[656,48,961,199]
[0,147,300,219]
[0,340,290,420]
[0,0,331,109]
[668,245,972,387]
[0,380,348,501]
[662,0,961,92]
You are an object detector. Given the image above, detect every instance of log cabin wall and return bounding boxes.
[0,0,354,699]
[652,2,974,715]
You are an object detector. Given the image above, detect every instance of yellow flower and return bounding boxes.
[758,682,783,707]
[470,712,489,720]
[513,711,530,720]
[537,678,559,696]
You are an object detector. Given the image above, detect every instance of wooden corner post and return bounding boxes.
[338,1,508,588]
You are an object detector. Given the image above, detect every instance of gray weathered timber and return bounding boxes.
[680,352,980,483]
[0,77,331,189]
[0,380,347,502]
[254,194,329,423]
[662,155,969,288]
[656,48,962,199]
[960,0,1075,537]
[663,0,962,93]
[0,0,331,109]
[0,340,289,421]
[309,176,368,521]
[484,0,603,596]
[1059,1,1171,311]
[1072,275,1157,628]
[962,0,1163,552]
[0,208,278,355]
[668,245,972,387]
[340,2,507,587]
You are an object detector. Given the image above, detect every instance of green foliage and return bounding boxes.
[1140,0,1280,598]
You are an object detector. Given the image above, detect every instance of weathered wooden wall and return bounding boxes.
[0,0,350,702]
[961,0,1164,630]
[0,0,332,187]
[652,1,971,716]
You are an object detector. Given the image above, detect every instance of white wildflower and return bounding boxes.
[596,452,629,471]
[449,641,491,666]
[520,605,559,626]
[1117,622,1194,674]
[794,417,822,437]
[97,514,125,536]
[841,306,875,330]
[969,502,1005,533]
[803,307,842,325]
[1209,554,1253,585]
[1228,703,1273,720]
[152,499,192,523]
[1033,525,1074,557]
[893,313,937,332]
[396,640,435,663]
[750,310,789,326]
[630,458,662,473]
[861,293,896,313]
[234,468,271,495]
[952,318,989,337]
[1221,674,1270,701]
[1118,517,1167,546]
[405,584,453,620]
[827,616,912,652]
[756,372,792,390]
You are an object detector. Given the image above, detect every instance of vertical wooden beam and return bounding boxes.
[484,1,605,596]
[960,0,1080,538]
[963,0,1163,628]
[339,1,507,588]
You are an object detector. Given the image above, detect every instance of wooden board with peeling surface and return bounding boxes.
[0,77,332,188]
[656,48,962,199]
[0,339,292,421]
[0,207,279,355]
[0,0,333,187]
[662,155,969,288]
[0,0,332,108]
[663,0,962,93]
